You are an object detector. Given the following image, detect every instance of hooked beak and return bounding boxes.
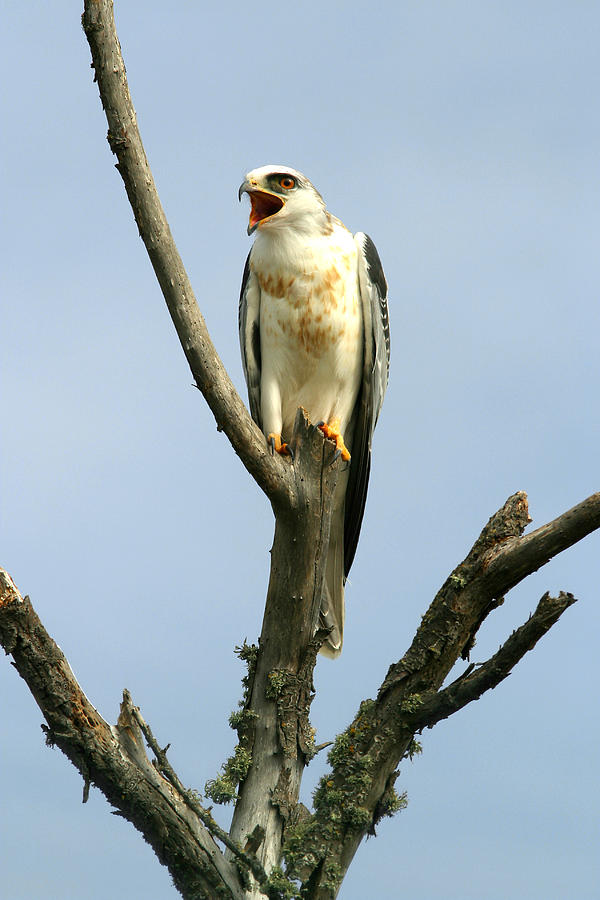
[238,180,285,235]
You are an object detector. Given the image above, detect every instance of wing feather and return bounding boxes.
[238,251,262,427]
[343,233,390,577]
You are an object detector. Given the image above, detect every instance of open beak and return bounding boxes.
[238,181,284,235]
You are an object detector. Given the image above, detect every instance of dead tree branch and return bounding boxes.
[81,0,289,507]
[407,590,577,731]
[283,492,599,898]
[124,692,269,888]
[481,491,600,596]
[0,570,245,900]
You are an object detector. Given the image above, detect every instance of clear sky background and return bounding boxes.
[2,2,599,898]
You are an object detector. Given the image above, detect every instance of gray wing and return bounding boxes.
[238,251,262,427]
[343,233,390,577]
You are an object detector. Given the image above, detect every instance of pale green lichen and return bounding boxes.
[407,738,423,760]
[262,866,301,899]
[449,572,467,588]
[399,693,423,714]
[321,860,343,894]
[205,643,259,804]
[204,744,252,804]
[379,787,408,818]
[283,696,411,891]
[228,707,258,732]
[265,668,288,700]
[309,724,378,836]
[235,640,259,697]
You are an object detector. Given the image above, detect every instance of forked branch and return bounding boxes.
[407,590,577,731]
[283,492,599,898]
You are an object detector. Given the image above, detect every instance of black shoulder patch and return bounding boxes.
[238,251,252,331]
[363,234,390,369]
[251,321,261,372]
[363,234,387,297]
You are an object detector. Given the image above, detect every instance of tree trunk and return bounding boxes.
[228,411,340,893]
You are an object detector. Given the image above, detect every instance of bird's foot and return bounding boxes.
[317,419,351,461]
[267,432,294,459]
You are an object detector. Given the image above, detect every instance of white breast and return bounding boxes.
[252,222,364,442]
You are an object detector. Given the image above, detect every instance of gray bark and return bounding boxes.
[0,571,246,900]
[227,410,340,893]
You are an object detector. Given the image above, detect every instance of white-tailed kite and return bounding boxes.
[238,165,390,657]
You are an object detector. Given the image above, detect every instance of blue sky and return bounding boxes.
[2,2,599,898]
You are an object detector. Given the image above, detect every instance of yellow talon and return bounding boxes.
[267,433,293,457]
[318,419,351,461]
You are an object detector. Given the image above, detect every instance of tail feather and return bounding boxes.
[319,510,345,658]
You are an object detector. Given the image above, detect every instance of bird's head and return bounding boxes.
[238,165,327,236]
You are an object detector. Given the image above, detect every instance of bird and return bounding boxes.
[238,165,390,657]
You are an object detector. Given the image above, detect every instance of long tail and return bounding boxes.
[319,507,345,658]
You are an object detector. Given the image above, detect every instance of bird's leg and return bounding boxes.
[267,432,294,459]
[317,418,351,461]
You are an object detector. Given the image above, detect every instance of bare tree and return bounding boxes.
[1,2,599,898]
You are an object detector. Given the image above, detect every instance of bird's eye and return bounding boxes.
[279,176,296,190]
